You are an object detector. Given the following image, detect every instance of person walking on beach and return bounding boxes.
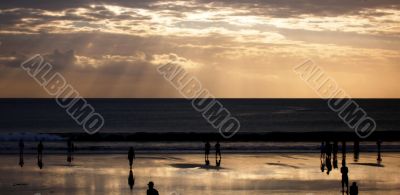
[326,155,332,175]
[333,141,338,169]
[215,141,221,167]
[325,141,332,175]
[215,141,221,160]
[320,141,326,172]
[341,159,349,194]
[67,139,74,164]
[325,141,332,158]
[19,139,24,167]
[37,141,43,169]
[349,182,358,195]
[353,141,360,162]
[128,147,135,169]
[320,141,326,159]
[205,141,210,165]
[147,181,159,195]
[377,140,382,165]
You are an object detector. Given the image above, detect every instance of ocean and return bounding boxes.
[0,99,399,153]
[0,98,399,134]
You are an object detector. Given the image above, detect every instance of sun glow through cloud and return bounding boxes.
[0,0,399,98]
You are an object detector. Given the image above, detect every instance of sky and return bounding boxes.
[0,0,399,98]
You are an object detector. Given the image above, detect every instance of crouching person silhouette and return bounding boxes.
[147,181,159,195]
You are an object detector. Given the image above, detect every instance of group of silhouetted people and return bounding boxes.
[18,139,76,169]
[16,139,389,194]
[319,140,387,195]
[205,141,221,166]
[320,141,339,175]
[320,141,354,194]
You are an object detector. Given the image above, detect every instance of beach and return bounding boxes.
[1,0,400,194]
[1,152,399,195]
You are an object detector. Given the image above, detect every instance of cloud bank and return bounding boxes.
[0,0,399,97]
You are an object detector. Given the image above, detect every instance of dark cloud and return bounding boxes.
[0,4,154,33]
[0,49,75,69]
[0,0,156,11]
[0,8,95,33]
[0,0,92,11]
[1,0,399,36]
[0,46,156,77]
[44,49,76,69]
[199,0,400,17]
[0,32,218,57]
[1,0,399,18]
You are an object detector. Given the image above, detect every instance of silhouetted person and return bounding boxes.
[128,147,135,169]
[37,141,43,169]
[67,139,74,164]
[341,159,349,194]
[128,170,135,190]
[205,141,210,165]
[349,182,358,195]
[377,140,382,165]
[147,181,159,195]
[19,139,24,167]
[353,141,359,162]
[320,159,325,172]
[325,141,332,175]
[333,141,338,169]
[325,141,332,158]
[326,156,332,175]
[320,141,326,158]
[320,141,326,172]
[333,141,338,154]
[215,141,221,161]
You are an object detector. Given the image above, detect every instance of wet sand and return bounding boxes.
[0,153,399,195]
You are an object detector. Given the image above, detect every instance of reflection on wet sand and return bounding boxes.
[128,169,135,190]
[3,141,396,194]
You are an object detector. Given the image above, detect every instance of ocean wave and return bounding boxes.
[0,132,64,141]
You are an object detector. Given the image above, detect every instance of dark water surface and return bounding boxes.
[0,98,399,133]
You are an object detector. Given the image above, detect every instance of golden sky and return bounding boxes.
[0,0,399,98]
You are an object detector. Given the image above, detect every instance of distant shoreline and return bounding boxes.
[51,131,400,142]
